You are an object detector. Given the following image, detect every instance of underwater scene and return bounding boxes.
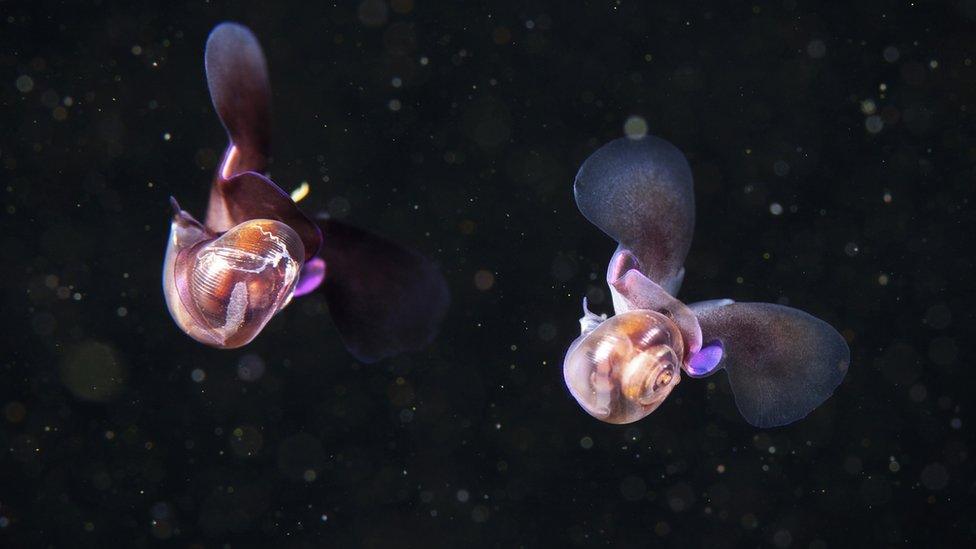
[2,1,973,547]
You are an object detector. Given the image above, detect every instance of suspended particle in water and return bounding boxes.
[865,115,884,133]
[623,116,648,139]
[772,160,790,177]
[883,46,900,63]
[15,75,34,93]
[474,269,495,290]
[237,354,266,382]
[807,39,826,59]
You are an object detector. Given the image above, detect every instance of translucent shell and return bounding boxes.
[563,309,684,424]
[166,218,304,349]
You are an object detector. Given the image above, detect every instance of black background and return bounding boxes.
[2,0,974,547]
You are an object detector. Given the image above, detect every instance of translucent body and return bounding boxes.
[165,218,303,349]
[565,136,851,427]
[162,22,448,358]
[564,310,684,424]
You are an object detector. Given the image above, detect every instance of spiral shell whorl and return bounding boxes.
[173,219,304,348]
[564,309,684,424]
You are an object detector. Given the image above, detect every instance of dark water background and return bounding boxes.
[2,1,974,546]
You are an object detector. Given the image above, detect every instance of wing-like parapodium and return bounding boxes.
[696,302,850,428]
[574,136,695,288]
[205,22,272,178]
[316,219,449,363]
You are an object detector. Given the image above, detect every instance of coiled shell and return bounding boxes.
[165,218,304,348]
[563,309,684,424]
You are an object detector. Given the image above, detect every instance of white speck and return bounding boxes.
[456,489,470,503]
[773,160,790,177]
[163,132,171,141]
[882,46,899,63]
[191,369,206,383]
[15,75,34,93]
[237,354,266,382]
[623,115,648,139]
[865,115,883,134]
[769,202,783,215]
[807,39,826,59]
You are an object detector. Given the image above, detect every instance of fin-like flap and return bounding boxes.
[316,219,449,363]
[205,22,272,178]
[574,136,695,286]
[696,302,850,428]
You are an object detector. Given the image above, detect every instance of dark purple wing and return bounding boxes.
[205,22,271,178]
[209,172,321,261]
[574,136,694,291]
[316,219,449,363]
[696,302,850,428]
